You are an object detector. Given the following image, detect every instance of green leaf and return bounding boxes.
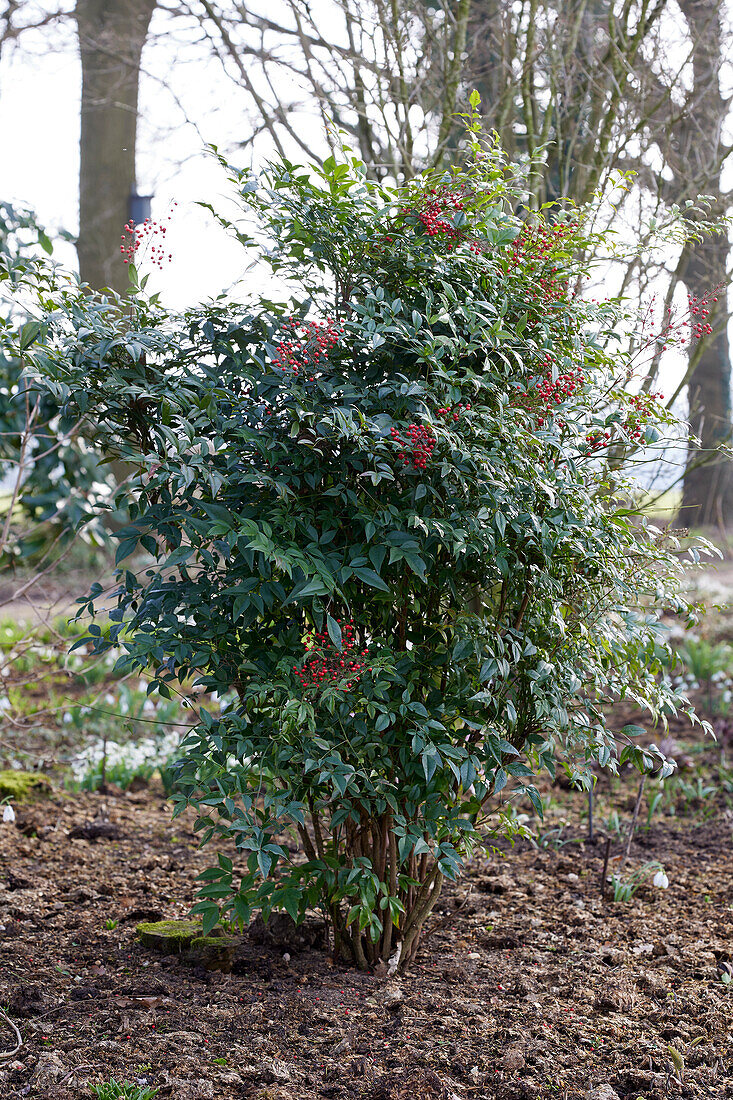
[280,888,300,924]
[352,566,390,592]
[115,536,139,564]
[326,614,342,650]
[19,320,40,351]
[202,905,220,936]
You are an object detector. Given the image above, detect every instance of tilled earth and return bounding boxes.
[0,785,732,1100]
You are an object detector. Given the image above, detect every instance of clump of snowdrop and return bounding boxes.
[70,728,183,789]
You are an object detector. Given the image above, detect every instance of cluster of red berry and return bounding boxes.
[534,367,586,407]
[397,184,482,254]
[272,317,343,377]
[585,429,613,451]
[636,289,719,358]
[622,389,664,442]
[120,207,176,268]
[516,364,586,426]
[400,184,466,238]
[506,222,575,304]
[293,620,368,692]
[689,294,715,340]
[436,403,471,422]
[586,390,663,451]
[389,423,435,469]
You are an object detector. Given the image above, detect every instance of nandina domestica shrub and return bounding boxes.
[27,131,715,971]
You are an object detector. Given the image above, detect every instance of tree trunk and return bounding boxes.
[676,0,733,527]
[75,0,156,293]
[679,231,733,527]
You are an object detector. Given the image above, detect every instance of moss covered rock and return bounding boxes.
[136,919,206,954]
[0,770,51,802]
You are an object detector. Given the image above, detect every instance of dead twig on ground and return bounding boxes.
[0,1007,22,1061]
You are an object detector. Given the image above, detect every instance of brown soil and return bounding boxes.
[1,781,731,1100]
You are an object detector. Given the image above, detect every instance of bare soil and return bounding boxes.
[1,774,731,1100]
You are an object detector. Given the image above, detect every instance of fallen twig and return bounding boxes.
[0,1007,22,1061]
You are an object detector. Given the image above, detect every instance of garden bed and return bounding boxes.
[1,778,731,1100]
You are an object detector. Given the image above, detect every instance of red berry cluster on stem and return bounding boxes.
[272,317,343,378]
[688,294,715,340]
[506,222,575,304]
[585,429,612,451]
[515,360,586,428]
[389,422,435,470]
[436,402,471,422]
[401,183,467,238]
[397,183,482,254]
[120,206,176,268]
[293,620,369,692]
[586,390,663,451]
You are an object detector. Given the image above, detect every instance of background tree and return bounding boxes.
[193,0,732,523]
[76,0,158,293]
[663,0,733,526]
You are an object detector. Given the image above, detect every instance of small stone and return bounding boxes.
[500,1047,526,1071]
[382,986,404,1010]
[587,1086,621,1100]
[565,872,579,882]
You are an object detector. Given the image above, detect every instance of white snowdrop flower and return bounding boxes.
[62,711,73,725]
[143,699,156,715]
[104,693,116,705]
[723,691,732,704]
[0,697,10,711]
[48,463,65,484]
[2,805,15,823]
[652,870,669,889]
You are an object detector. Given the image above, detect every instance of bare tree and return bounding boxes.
[187,0,732,521]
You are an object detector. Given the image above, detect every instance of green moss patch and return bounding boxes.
[0,770,52,802]
[136,919,204,953]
